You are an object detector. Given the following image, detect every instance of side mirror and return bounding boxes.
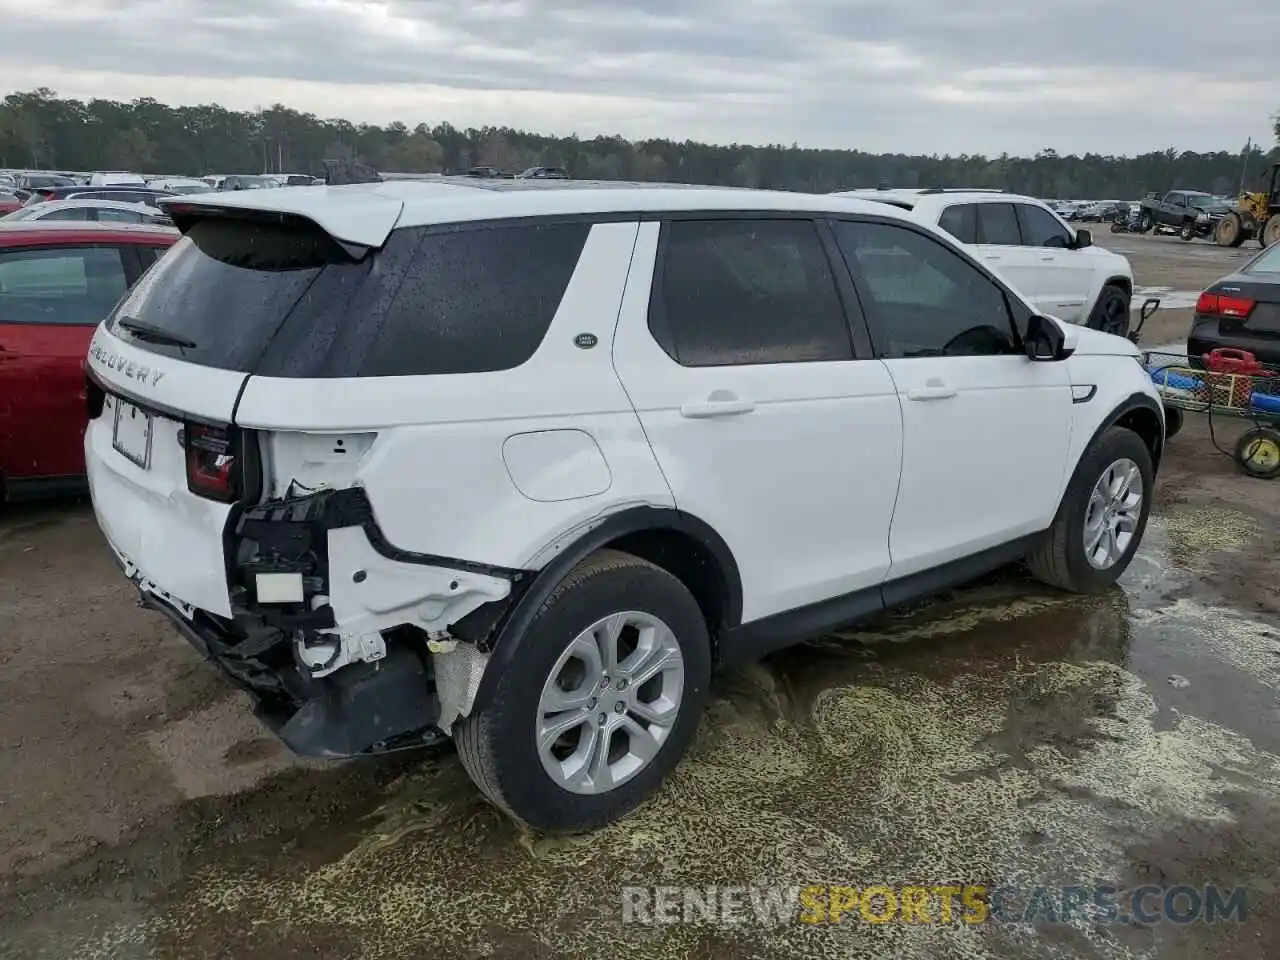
[1025,314,1073,362]
[1074,228,1093,249]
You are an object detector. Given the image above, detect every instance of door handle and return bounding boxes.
[1040,255,1056,262]
[982,255,1001,261]
[906,379,957,401]
[679,391,756,419]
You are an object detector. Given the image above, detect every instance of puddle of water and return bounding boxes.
[13,511,1280,960]
[1134,286,1201,310]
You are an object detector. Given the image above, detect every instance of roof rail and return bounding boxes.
[917,187,1004,195]
[322,159,383,185]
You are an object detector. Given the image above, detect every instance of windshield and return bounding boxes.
[169,184,214,194]
[1188,195,1231,211]
[231,176,275,189]
[1246,244,1280,274]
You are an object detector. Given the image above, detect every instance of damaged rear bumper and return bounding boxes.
[140,588,446,756]
[118,486,530,758]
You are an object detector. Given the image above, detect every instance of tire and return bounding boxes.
[1086,283,1131,337]
[1234,427,1280,480]
[1179,219,1195,241]
[1163,405,1184,440]
[1215,212,1245,247]
[1263,214,1280,249]
[1110,221,1123,233]
[1025,426,1154,593]
[455,549,711,832]
[1138,213,1153,233]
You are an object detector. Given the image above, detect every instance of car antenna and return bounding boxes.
[322,159,383,185]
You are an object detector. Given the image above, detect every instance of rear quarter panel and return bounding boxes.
[235,220,676,570]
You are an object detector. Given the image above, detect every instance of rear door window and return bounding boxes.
[976,203,1022,245]
[0,246,129,326]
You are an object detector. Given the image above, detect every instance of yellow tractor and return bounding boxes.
[1215,161,1280,249]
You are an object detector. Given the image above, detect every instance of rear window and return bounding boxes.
[109,217,590,378]
[107,217,352,370]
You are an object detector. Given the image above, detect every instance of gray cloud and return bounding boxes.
[0,0,1274,154]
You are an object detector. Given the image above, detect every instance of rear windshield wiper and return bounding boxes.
[117,317,197,349]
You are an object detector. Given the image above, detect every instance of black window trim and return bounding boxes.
[824,213,1033,359]
[646,214,868,368]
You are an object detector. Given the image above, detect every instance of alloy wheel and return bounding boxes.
[1083,457,1144,569]
[535,611,685,795]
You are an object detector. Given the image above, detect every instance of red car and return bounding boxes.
[0,192,21,215]
[0,221,177,500]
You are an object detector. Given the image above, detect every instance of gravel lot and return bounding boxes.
[2,230,1278,960]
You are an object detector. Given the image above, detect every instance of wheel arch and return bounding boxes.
[1086,392,1165,476]
[464,506,742,712]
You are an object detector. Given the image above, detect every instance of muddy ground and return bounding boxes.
[1,233,1278,959]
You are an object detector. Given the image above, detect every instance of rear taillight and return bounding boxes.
[185,423,239,502]
[1196,292,1256,319]
[85,375,105,420]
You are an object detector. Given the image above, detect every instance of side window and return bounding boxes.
[975,203,1022,245]
[355,222,591,376]
[937,204,978,244]
[96,207,144,224]
[650,218,852,366]
[1015,204,1073,249]
[39,208,89,222]
[0,246,129,326]
[833,220,1017,359]
[136,245,165,270]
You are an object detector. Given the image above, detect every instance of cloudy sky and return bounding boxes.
[0,0,1275,156]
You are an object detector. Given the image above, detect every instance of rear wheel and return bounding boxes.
[456,549,711,832]
[1026,427,1154,593]
[1215,212,1245,247]
[1263,214,1280,249]
[1138,213,1153,233]
[1235,427,1280,480]
[1087,283,1131,337]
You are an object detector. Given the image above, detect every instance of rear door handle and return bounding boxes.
[680,392,756,419]
[906,379,957,401]
[982,255,1001,262]
[1040,255,1056,262]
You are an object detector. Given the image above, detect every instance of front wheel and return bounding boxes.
[1025,427,1154,593]
[1179,220,1196,241]
[456,549,711,832]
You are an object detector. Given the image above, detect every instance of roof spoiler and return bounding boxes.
[322,159,383,186]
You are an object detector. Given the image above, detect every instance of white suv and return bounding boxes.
[832,188,1135,336]
[84,180,1164,831]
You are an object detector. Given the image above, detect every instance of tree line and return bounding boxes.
[2,88,1278,199]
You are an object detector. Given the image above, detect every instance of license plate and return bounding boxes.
[112,398,154,469]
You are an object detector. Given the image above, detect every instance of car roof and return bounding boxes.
[165,178,915,248]
[0,221,179,245]
[29,197,159,211]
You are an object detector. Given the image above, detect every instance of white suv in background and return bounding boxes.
[832,188,1136,336]
[84,179,1164,832]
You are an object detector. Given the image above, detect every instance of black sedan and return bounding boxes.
[1188,242,1280,367]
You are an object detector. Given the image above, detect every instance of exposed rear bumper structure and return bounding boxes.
[139,589,445,756]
